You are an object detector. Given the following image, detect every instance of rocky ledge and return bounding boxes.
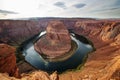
[34,21,71,58]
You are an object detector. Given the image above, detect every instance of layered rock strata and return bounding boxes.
[0,19,120,80]
[0,44,19,77]
[34,21,71,58]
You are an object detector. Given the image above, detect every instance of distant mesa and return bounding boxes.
[34,21,71,58]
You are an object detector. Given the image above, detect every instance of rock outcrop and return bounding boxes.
[34,21,71,58]
[0,44,19,77]
[59,20,120,80]
[0,20,43,45]
[99,22,120,41]
[0,71,58,80]
[0,19,120,80]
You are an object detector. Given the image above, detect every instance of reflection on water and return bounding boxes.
[22,31,93,72]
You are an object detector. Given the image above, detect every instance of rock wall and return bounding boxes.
[0,19,120,45]
[0,20,43,45]
[0,19,120,80]
[0,44,19,77]
[74,20,120,45]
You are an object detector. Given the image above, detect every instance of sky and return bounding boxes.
[0,0,120,19]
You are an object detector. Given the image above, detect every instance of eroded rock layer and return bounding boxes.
[0,19,120,80]
[0,44,19,78]
[34,21,71,58]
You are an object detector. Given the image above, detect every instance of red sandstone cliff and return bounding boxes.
[0,19,120,80]
[0,20,43,45]
[0,44,19,78]
[0,19,120,45]
[74,20,120,45]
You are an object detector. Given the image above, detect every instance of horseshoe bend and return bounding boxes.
[0,18,120,80]
[34,21,72,59]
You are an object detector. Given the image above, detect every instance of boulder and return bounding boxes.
[34,21,71,58]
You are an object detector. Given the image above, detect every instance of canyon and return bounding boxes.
[34,21,71,58]
[0,18,120,80]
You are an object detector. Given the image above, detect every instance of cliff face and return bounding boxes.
[0,19,120,80]
[100,22,120,41]
[74,21,103,36]
[60,20,120,80]
[1,19,119,45]
[74,20,120,46]
[0,20,43,45]
[0,44,19,77]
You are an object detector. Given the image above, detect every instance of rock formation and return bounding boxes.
[0,20,42,45]
[0,71,58,80]
[0,19,120,80]
[0,44,19,77]
[34,21,71,58]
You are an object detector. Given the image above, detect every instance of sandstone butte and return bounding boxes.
[0,19,120,80]
[34,21,71,58]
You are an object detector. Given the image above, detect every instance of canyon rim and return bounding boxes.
[0,18,120,80]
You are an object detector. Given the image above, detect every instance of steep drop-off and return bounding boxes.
[0,44,19,78]
[0,19,120,80]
